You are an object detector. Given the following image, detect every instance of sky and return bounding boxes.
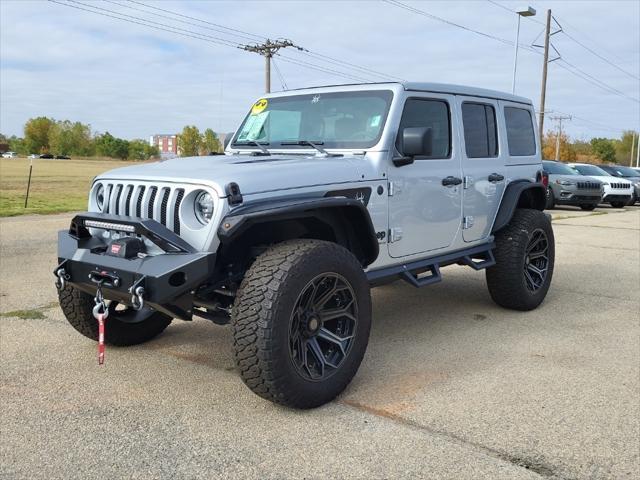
[1,0,639,142]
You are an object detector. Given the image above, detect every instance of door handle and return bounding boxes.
[442,176,463,187]
[488,173,505,183]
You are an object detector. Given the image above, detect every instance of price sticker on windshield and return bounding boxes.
[251,98,268,115]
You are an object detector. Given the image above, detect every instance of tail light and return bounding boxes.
[536,170,549,188]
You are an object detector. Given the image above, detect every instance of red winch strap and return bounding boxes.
[97,313,106,365]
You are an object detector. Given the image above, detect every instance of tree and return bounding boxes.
[49,120,93,156]
[95,132,129,159]
[590,137,616,163]
[7,135,26,154]
[178,125,201,157]
[615,130,638,165]
[144,143,160,159]
[24,117,54,154]
[542,130,576,161]
[201,128,221,154]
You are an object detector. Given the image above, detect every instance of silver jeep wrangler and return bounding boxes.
[55,82,554,408]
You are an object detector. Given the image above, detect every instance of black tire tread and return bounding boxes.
[58,285,172,346]
[232,239,369,408]
[486,209,555,311]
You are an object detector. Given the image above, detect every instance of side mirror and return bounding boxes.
[394,127,433,167]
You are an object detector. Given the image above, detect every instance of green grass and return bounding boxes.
[0,157,142,217]
[0,309,47,320]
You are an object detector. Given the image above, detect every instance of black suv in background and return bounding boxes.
[542,160,603,210]
[597,165,640,205]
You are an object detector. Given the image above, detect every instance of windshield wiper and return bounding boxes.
[281,140,342,157]
[233,140,270,156]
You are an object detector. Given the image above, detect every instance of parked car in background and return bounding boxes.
[55,155,71,160]
[39,153,54,159]
[2,151,17,158]
[542,160,603,210]
[597,164,640,205]
[568,163,633,208]
[633,168,640,175]
[28,154,39,159]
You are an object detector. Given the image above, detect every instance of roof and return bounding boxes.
[282,81,532,105]
[402,82,531,104]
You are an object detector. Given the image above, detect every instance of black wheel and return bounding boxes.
[232,239,371,409]
[58,284,172,346]
[545,187,555,210]
[611,201,625,208]
[486,209,555,311]
[580,204,596,211]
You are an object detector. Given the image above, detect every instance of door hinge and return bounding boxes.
[463,216,474,229]
[463,176,474,189]
[389,227,403,243]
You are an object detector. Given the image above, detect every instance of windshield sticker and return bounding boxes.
[237,111,269,141]
[370,115,381,128]
[251,98,268,115]
[311,95,321,104]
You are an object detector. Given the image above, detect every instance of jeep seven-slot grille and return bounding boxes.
[611,182,629,189]
[102,183,185,235]
[577,181,600,190]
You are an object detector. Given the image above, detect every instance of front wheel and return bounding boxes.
[611,201,626,208]
[486,209,555,311]
[232,240,372,409]
[58,285,172,346]
[545,187,555,210]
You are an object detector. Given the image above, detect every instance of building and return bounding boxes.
[149,134,179,158]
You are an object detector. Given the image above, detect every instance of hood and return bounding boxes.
[549,174,596,184]
[587,175,632,184]
[96,154,381,197]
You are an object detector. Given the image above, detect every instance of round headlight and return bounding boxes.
[95,184,105,211]
[194,191,214,224]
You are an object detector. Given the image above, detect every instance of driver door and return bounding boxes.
[387,94,463,258]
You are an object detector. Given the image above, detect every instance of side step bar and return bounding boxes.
[366,243,495,288]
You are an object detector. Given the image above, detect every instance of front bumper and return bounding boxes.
[56,213,216,320]
[603,193,632,204]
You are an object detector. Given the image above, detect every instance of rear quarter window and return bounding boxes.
[504,107,536,156]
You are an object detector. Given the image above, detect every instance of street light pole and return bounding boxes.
[512,6,536,94]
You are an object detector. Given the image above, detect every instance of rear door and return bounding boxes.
[387,94,462,258]
[457,97,506,242]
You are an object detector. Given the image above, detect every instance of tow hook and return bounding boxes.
[130,286,145,311]
[54,267,69,291]
[92,282,109,365]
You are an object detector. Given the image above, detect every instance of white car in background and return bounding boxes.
[569,163,634,208]
[2,151,17,158]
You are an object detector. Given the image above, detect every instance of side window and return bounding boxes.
[461,102,498,158]
[396,98,451,159]
[504,107,536,156]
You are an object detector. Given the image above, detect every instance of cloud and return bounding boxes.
[1,0,638,140]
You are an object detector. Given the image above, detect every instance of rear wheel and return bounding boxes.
[580,204,596,211]
[232,239,371,408]
[58,285,172,346]
[486,209,555,311]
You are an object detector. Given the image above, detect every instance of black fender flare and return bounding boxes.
[492,180,546,233]
[217,196,379,266]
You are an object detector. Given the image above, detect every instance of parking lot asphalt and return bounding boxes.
[1,206,638,480]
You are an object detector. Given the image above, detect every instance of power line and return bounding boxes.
[102,0,263,43]
[121,0,402,82]
[242,39,304,93]
[127,0,267,42]
[271,58,288,90]
[486,0,545,26]
[277,55,375,83]
[50,0,382,84]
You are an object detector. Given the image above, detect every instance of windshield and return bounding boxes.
[543,161,578,175]
[602,165,639,177]
[572,164,609,176]
[232,90,393,150]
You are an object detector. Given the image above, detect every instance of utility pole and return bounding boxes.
[242,39,303,93]
[538,9,552,144]
[630,132,636,167]
[550,114,571,161]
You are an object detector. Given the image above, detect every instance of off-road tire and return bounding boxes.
[58,284,172,346]
[611,201,626,208]
[545,187,555,210]
[580,204,597,211]
[486,209,555,311]
[232,239,372,409]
